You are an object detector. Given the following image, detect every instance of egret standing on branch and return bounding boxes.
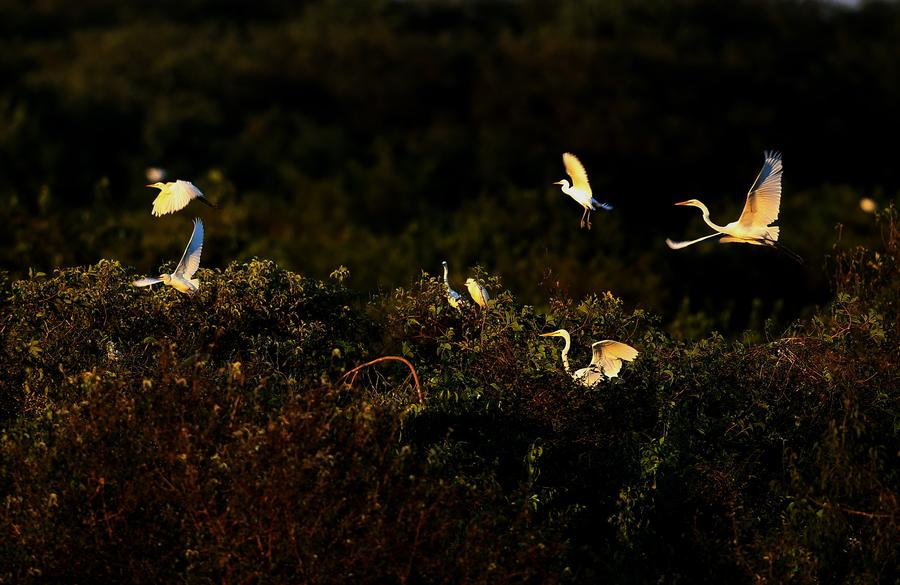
[133,218,205,294]
[147,180,216,217]
[442,261,464,310]
[465,278,490,309]
[540,329,638,386]
[665,151,802,263]
[553,152,612,230]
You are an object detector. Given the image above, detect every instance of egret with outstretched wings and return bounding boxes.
[553,152,612,230]
[665,151,802,262]
[541,329,638,386]
[133,218,205,294]
[147,180,216,217]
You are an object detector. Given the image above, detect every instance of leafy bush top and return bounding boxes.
[1,211,898,583]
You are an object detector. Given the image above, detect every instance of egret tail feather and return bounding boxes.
[590,198,613,211]
[774,241,804,264]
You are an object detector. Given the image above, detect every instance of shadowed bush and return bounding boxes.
[1,211,898,583]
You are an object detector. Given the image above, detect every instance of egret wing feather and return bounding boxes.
[562,152,591,194]
[573,366,603,387]
[151,180,205,216]
[176,218,204,279]
[738,151,782,229]
[591,340,638,378]
[178,180,204,200]
[590,340,639,367]
[600,356,624,378]
[151,183,189,217]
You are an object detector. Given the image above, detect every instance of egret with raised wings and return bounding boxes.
[665,151,802,262]
[133,218,204,294]
[442,261,464,310]
[465,278,490,309]
[541,329,638,386]
[147,180,216,217]
[553,152,612,230]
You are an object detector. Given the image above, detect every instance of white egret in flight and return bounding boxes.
[441,261,464,310]
[665,151,802,262]
[465,278,490,309]
[553,152,612,230]
[541,329,638,386]
[147,180,216,217]
[133,218,204,294]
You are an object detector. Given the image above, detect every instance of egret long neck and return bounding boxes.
[443,265,450,286]
[695,201,726,231]
[558,333,572,373]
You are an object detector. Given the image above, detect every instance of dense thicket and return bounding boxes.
[1,0,898,333]
[0,209,896,583]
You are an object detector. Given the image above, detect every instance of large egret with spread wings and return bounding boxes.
[541,329,638,386]
[133,218,205,294]
[553,152,612,230]
[442,261,464,310]
[665,151,802,262]
[147,180,216,217]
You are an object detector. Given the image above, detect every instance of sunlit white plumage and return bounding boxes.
[147,180,215,217]
[442,261,464,310]
[541,329,638,386]
[553,152,612,230]
[665,151,801,262]
[133,218,205,294]
[465,278,490,309]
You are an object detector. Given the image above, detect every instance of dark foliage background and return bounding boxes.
[1,0,899,582]
[1,0,898,333]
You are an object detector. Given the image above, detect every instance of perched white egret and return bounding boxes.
[665,151,802,262]
[133,218,204,294]
[553,152,613,230]
[465,278,490,309]
[442,261,464,310]
[541,329,638,386]
[147,180,215,217]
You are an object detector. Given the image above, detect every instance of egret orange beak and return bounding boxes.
[673,200,692,206]
[540,332,559,337]
[552,181,564,186]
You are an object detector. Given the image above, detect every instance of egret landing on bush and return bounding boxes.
[541,329,638,386]
[553,152,612,230]
[442,261,464,310]
[465,278,490,309]
[665,151,802,263]
[147,180,216,217]
[133,218,204,294]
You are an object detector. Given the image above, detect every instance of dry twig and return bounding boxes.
[341,356,424,403]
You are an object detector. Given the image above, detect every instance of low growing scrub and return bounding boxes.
[0,210,897,583]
